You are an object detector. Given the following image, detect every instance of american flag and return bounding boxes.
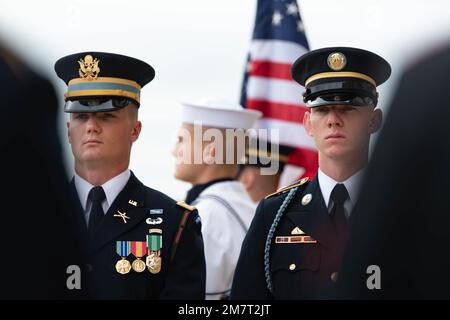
[240,0,318,180]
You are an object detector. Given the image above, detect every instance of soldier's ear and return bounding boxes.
[130,120,142,143]
[303,110,313,136]
[67,122,72,143]
[203,142,216,165]
[369,108,382,134]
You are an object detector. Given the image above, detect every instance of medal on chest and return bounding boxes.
[131,241,147,273]
[115,241,132,274]
[146,229,162,274]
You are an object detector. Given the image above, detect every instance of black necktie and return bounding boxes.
[330,183,349,234]
[88,186,106,235]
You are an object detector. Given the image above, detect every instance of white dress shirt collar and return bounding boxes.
[318,168,365,216]
[74,169,131,212]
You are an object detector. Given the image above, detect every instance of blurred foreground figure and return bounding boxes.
[0,43,85,299]
[338,44,450,299]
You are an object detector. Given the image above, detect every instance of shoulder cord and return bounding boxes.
[263,187,299,294]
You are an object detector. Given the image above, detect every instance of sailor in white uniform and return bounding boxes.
[172,98,261,299]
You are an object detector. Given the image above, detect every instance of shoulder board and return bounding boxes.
[176,201,196,211]
[264,177,309,199]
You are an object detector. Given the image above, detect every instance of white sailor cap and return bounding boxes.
[180,98,262,129]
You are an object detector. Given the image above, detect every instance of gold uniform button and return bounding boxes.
[330,272,338,283]
[301,193,312,205]
[289,263,296,271]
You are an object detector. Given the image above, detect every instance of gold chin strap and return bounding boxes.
[305,71,376,87]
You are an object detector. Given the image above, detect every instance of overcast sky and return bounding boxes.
[1,0,449,199]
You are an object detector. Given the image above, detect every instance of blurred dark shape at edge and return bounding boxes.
[338,42,450,299]
[0,42,86,299]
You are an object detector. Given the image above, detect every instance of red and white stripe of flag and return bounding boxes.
[245,39,318,181]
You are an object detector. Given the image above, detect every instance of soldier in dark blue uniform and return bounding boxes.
[230,47,391,299]
[55,52,206,299]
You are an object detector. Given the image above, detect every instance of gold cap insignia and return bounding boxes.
[327,52,346,71]
[78,54,100,80]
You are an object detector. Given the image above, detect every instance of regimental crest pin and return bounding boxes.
[291,227,305,235]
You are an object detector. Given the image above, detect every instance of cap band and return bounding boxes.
[247,148,289,163]
[65,77,141,103]
[305,71,376,87]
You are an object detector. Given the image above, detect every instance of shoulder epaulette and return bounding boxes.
[176,201,196,211]
[264,177,309,199]
[172,201,197,263]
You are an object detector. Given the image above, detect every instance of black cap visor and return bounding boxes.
[306,94,376,108]
[64,98,133,113]
[304,78,378,107]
